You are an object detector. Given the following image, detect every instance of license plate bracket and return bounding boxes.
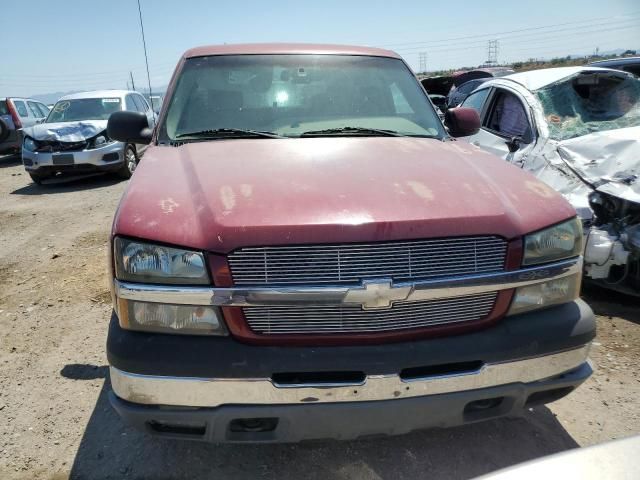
[52,154,74,165]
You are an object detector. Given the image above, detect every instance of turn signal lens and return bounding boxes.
[118,300,227,335]
[508,273,581,316]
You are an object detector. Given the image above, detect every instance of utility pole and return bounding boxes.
[129,71,136,91]
[419,52,428,73]
[487,39,499,66]
[137,0,155,114]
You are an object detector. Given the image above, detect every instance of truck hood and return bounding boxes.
[23,120,107,142]
[113,137,575,252]
[556,126,640,204]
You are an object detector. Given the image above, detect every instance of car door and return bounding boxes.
[27,101,46,123]
[36,102,51,119]
[133,94,155,129]
[462,86,537,167]
[12,99,36,128]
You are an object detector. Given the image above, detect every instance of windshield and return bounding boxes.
[536,72,640,141]
[46,97,122,123]
[160,54,444,141]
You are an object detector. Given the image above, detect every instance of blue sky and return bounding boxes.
[4,0,639,97]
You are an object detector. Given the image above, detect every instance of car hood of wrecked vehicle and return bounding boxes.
[23,120,108,142]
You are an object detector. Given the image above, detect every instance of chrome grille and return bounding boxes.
[228,236,507,285]
[244,292,498,334]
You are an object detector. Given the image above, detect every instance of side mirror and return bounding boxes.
[107,111,152,144]
[506,136,522,153]
[444,107,481,137]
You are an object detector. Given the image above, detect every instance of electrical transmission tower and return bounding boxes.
[419,52,428,73]
[486,40,499,66]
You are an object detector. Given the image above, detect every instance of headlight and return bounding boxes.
[88,133,114,149]
[23,137,38,152]
[508,273,581,315]
[114,237,209,284]
[116,300,227,335]
[523,218,583,266]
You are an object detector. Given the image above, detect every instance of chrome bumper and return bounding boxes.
[111,345,591,407]
[114,257,583,308]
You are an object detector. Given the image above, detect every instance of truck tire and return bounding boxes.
[0,118,9,143]
[117,145,137,179]
[29,172,52,185]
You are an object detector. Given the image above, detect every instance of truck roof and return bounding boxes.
[183,43,401,59]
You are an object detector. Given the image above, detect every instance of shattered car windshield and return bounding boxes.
[536,72,640,141]
[160,54,444,141]
[46,98,122,123]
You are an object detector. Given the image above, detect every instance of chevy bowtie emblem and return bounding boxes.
[344,279,412,310]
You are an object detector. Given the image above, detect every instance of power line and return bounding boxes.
[486,40,499,65]
[392,18,638,53]
[392,23,638,58]
[377,12,639,48]
[419,52,428,73]
[137,0,155,111]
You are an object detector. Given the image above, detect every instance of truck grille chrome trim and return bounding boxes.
[113,256,583,308]
[110,345,591,407]
[228,236,507,285]
[243,292,497,334]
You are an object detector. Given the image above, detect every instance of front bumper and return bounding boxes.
[22,141,124,171]
[110,360,592,443]
[108,299,595,442]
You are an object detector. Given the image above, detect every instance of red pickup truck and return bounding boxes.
[106,44,594,443]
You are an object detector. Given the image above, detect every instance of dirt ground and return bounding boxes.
[0,153,638,480]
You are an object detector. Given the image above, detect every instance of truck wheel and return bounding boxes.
[117,145,138,179]
[29,172,51,185]
[0,118,9,143]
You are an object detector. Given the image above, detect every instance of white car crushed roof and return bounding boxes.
[460,66,640,296]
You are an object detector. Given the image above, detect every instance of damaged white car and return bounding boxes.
[21,90,155,184]
[460,67,640,295]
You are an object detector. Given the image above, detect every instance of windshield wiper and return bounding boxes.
[300,127,407,137]
[176,128,285,140]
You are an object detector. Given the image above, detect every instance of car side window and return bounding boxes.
[27,101,43,118]
[37,103,50,117]
[485,89,532,140]
[132,94,147,112]
[457,81,477,95]
[13,100,29,117]
[460,88,490,115]
[125,95,137,112]
[135,94,150,112]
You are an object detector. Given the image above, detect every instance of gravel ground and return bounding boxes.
[0,154,638,480]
